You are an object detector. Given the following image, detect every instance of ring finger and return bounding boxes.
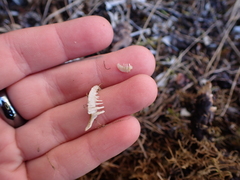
[16,74,157,160]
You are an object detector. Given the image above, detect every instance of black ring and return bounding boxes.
[0,90,26,128]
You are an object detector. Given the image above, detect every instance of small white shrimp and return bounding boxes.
[117,63,133,73]
[85,85,105,131]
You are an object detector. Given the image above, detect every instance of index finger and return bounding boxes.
[0,16,113,90]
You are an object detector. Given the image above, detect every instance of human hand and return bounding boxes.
[0,16,157,180]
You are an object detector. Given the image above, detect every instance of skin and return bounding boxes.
[0,16,157,180]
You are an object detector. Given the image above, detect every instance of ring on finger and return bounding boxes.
[0,89,26,128]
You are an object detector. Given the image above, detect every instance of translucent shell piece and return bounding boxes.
[117,63,133,73]
[85,85,105,131]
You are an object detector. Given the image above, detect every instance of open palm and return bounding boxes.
[0,16,157,180]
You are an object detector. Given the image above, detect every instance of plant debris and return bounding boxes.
[1,0,240,179]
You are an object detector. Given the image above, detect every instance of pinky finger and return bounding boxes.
[26,116,140,180]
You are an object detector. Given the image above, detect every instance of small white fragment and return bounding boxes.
[232,26,240,33]
[203,35,211,46]
[199,79,208,86]
[117,63,133,73]
[180,108,191,117]
[85,85,105,131]
[210,106,217,112]
[161,36,172,46]
[155,72,168,87]
[160,56,177,65]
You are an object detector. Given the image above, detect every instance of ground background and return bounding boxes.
[1,0,240,179]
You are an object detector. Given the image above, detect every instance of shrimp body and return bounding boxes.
[117,63,133,73]
[85,85,105,131]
